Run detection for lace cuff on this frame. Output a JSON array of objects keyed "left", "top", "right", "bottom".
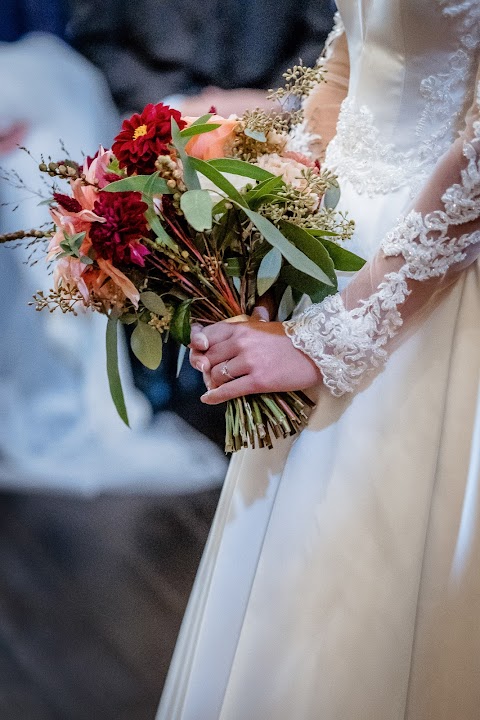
[{"left": 284, "top": 105, "right": 480, "bottom": 396}]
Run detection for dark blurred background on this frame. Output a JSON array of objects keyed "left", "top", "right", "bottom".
[{"left": 0, "top": 2, "right": 335, "bottom": 718}]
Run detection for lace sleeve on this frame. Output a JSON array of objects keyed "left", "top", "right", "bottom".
[
  {"left": 289, "top": 12, "right": 350, "bottom": 157},
  {"left": 284, "top": 69, "right": 480, "bottom": 397}
]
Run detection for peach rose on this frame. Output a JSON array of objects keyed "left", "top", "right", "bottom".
[{"left": 184, "top": 115, "right": 238, "bottom": 160}]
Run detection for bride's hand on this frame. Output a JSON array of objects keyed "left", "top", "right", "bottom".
[{"left": 189, "top": 319, "right": 322, "bottom": 405}]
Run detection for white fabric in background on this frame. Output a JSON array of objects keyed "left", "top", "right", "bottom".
[{"left": 0, "top": 33, "right": 226, "bottom": 494}]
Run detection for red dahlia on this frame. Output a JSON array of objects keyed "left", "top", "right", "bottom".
[
  {"left": 90, "top": 191, "right": 150, "bottom": 266},
  {"left": 111, "top": 102, "right": 186, "bottom": 175}
]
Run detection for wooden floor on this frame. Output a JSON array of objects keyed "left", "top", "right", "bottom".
[{"left": 0, "top": 487, "right": 220, "bottom": 720}]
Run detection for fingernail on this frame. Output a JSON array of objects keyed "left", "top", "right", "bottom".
[
  {"left": 200, "top": 337, "right": 208, "bottom": 350},
  {"left": 196, "top": 361, "right": 205, "bottom": 372},
  {"left": 200, "top": 391, "right": 210, "bottom": 402}
]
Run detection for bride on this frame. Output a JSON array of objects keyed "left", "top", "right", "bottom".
[{"left": 158, "top": 2, "right": 480, "bottom": 718}]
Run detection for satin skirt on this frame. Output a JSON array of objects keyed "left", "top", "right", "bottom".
[{"left": 157, "top": 180, "right": 480, "bottom": 719}]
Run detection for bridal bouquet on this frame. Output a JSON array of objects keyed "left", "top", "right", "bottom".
[{"left": 0, "top": 64, "right": 362, "bottom": 451}]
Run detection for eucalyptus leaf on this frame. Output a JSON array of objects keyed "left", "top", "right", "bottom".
[
  {"left": 169, "top": 299, "right": 193, "bottom": 345},
  {"left": 80, "top": 255, "right": 93, "bottom": 265},
  {"left": 319, "top": 237, "right": 366, "bottom": 271},
  {"left": 171, "top": 118, "right": 201, "bottom": 190},
  {"left": 119, "top": 313, "right": 138, "bottom": 325},
  {"left": 130, "top": 322, "right": 163, "bottom": 370},
  {"left": 180, "top": 189, "right": 213, "bottom": 232},
  {"left": 278, "top": 220, "right": 337, "bottom": 285},
  {"left": 140, "top": 291, "right": 168, "bottom": 316},
  {"left": 190, "top": 158, "right": 247, "bottom": 207},
  {"left": 207, "top": 158, "right": 274, "bottom": 181},
  {"left": 189, "top": 113, "right": 213, "bottom": 126},
  {"left": 245, "top": 175, "right": 285, "bottom": 206},
  {"left": 144, "top": 207, "right": 176, "bottom": 248},
  {"left": 179, "top": 123, "right": 221, "bottom": 138},
  {"left": 277, "top": 285, "right": 296, "bottom": 322},
  {"left": 280, "top": 265, "right": 336, "bottom": 303},
  {"left": 106, "top": 317, "right": 129, "bottom": 426},
  {"left": 257, "top": 246, "right": 282, "bottom": 296},
  {"left": 242, "top": 208, "right": 334, "bottom": 287},
  {"left": 323, "top": 183, "right": 341, "bottom": 209},
  {"left": 103, "top": 173, "right": 172, "bottom": 195},
  {"left": 244, "top": 128, "right": 267, "bottom": 143}
]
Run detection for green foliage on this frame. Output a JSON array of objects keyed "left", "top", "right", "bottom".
[
  {"left": 103, "top": 172, "right": 172, "bottom": 195},
  {"left": 278, "top": 220, "right": 336, "bottom": 285},
  {"left": 169, "top": 299, "right": 193, "bottom": 345},
  {"left": 190, "top": 157, "right": 248, "bottom": 207},
  {"left": 318, "top": 237, "right": 366, "bottom": 271},
  {"left": 207, "top": 158, "right": 274, "bottom": 181},
  {"left": 171, "top": 119, "right": 201, "bottom": 190},
  {"left": 179, "top": 123, "right": 221, "bottom": 138},
  {"left": 130, "top": 321, "right": 163, "bottom": 369},
  {"left": 180, "top": 189, "right": 213, "bottom": 232},
  {"left": 140, "top": 291, "right": 168, "bottom": 315},
  {"left": 257, "top": 246, "right": 282, "bottom": 296},
  {"left": 241, "top": 208, "right": 334, "bottom": 286},
  {"left": 106, "top": 317, "right": 129, "bottom": 426}
]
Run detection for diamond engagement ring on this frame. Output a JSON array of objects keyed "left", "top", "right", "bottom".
[{"left": 221, "top": 362, "right": 235, "bottom": 381}]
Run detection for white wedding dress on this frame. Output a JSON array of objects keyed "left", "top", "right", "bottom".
[{"left": 157, "top": 2, "right": 480, "bottom": 718}]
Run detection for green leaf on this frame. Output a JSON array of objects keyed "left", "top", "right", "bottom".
[
  {"left": 169, "top": 299, "right": 193, "bottom": 345},
  {"left": 241, "top": 208, "right": 334, "bottom": 286},
  {"left": 319, "top": 237, "right": 366, "bottom": 271},
  {"left": 280, "top": 265, "right": 336, "bottom": 303},
  {"left": 257, "top": 246, "right": 282, "bottom": 296},
  {"left": 277, "top": 285, "right": 296, "bottom": 321},
  {"left": 176, "top": 344, "right": 188, "bottom": 378},
  {"left": 106, "top": 317, "right": 129, "bottom": 426},
  {"left": 80, "top": 255, "right": 93, "bottom": 265},
  {"left": 171, "top": 118, "right": 201, "bottom": 190},
  {"left": 144, "top": 207, "right": 176, "bottom": 248},
  {"left": 189, "top": 113, "right": 214, "bottom": 126},
  {"left": 278, "top": 220, "right": 336, "bottom": 285},
  {"left": 323, "top": 183, "right": 341, "bottom": 209},
  {"left": 119, "top": 313, "right": 138, "bottom": 325},
  {"left": 140, "top": 291, "right": 168, "bottom": 315},
  {"left": 244, "top": 128, "right": 267, "bottom": 143},
  {"left": 180, "top": 189, "right": 213, "bottom": 232},
  {"left": 189, "top": 157, "right": 248, "bottom": 207},
  {"left": 179, "top": 123, "right": 221, "bottom": 138},
  {"left": 103, "top": 173, "right": 172, "bottom": 195},
  {"left": 207, "top": 158, "right": 274, "bottom": 181},
  {"left": 244, "top": 175, "right": 285, "bottom": 206},
  {"left": 130, "top": 321, "right": 163, "bottom": 370}
]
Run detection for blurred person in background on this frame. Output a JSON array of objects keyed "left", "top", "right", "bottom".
[
  {"left": 0, "top": 2, "right": 226, "bottom": 494},
  {"left": 68, "top": 0, "right": 337, "bottom": 446},
  {"left": 0, "top": 4, "right": 226, "bottom": 719}
]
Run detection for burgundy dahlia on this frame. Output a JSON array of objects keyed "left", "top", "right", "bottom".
[
  {"left": 90, "top": 191, "right": 150, "bottom": 266},
  {"left": 112, "top": 102, "right": 186, "bottom": 175}
]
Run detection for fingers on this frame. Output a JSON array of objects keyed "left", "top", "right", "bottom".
[
  {"left": 201, "top": 375, "right": 254, "bottom": 404},
  {"left": 190, "top": 323, "right": 209, "bottom": 351},
  {"left": 190, "top": 347, "right": 211, "bottom": 373},
  {"left": 210, "top": 355, "right": 247, "bottom": 387}
]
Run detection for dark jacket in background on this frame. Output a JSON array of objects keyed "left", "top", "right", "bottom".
[{"left": 68, "top": 0, "right": 336, "bottom": 113}]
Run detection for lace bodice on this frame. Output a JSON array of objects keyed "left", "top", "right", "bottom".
[
  {"left": 326, "top": 0, "right": 480, "bottom": 198},
  {"left": 285, "top": 1, "right": 480, "bottom": 397}
]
